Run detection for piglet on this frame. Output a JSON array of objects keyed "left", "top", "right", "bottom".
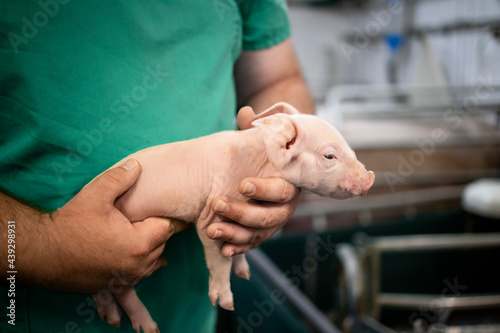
[{"left": 92, "top": 102, "right": 375, "bottom": 332}]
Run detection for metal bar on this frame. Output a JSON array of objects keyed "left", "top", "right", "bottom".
[
  {"left": 323, "top": 84, "right": 500, "bottom": 131},
  {"left": 443, "top": 325, "right": 500, "bottom": 333},
  {"left": 349, "top": 137, "right": 500, "bottom": 149},
  {"left": 409, "top": 19, "right": 500, "bottom": 35},
  {"left": 371, "top": 233, "right": 500, "bottom": 252},
  {"left": 340, "top": 103, "right": 500, "bottom": 116},
  {"left": 293, "top": 185, "right": 464, "bottom": 218},
  {"left": 344, "top": 130, "right": 500, "bottom": 151},
  {"left": 359, "top": 316, "right": 398, "bottom": 333},
  {"left": 372, "top": 249, "right": 381, "bottom": 319},
  {"left": 326, "top": 85, "right": 500, "bottom": 105},
  {"left": 245, "top": 249, "right": 342, "bottom": 333},
  {"left": 325, "top": 85, "right": 500, "bottom": 122},
  {"left": 377, "top": 293, "right": 500, "bottom": 310},
  {"left": 337, "top": 244, "right": 362, "bottom": 316},
  {"left": 342, "top": 18, "right": 500, "bottom": 42}
]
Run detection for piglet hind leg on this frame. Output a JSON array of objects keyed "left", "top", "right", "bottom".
[
  {"left": 114, "top": 286, "right": 159, "bottom": 333},
  {"left": 196, "top": 222, "right": 235, "bottom": 310},
  {"left": 232, "top": 254, "right": 251, "bottom": 280}
]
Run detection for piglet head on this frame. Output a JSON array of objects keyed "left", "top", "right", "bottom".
[{"left": 252, "top": 103, "right": 375, "bottom": 199}]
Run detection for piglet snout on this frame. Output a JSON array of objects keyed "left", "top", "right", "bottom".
[
  {"left": 338, "top": 168, "right": 375, "bottom": 198},
  {"left": 360, "top": 170, "right": 375, "bottom": 196}
]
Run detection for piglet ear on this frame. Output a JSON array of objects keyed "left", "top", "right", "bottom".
[
  {"left": 253, "top": 102, "right": 300, "bottom": 122},
  {"left": 252, "top": 113, "right": 298, "bottom": 168}
]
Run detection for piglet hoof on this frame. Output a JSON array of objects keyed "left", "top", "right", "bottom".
[
  {"left": 233, "top": 262, "right": 251, "bottom": 281},
  {"left": 232, "top": 254, "right": 251, "bottom": 280},
  {"left": 234, "top": 267, "right": 251, "bottom": 280},
  {"left": 93, "top": 293, "right": 122, "bottom": 328},
  {"left": 131, "top": 320, "right": 159, "bottom": 333},
  {"left": 209, "top": 289, "right": 234, "bottom": 311}
]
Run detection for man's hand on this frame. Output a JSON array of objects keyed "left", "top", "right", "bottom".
[
  {"left": 206, "top": 106, "right": 301, "bottom": 257},
  {"left": 7, "top": 159, "right": 188, "bottom": 294},
  {"left": 208, "top": 178, "right": 300, "bottom": 257},
  {"left": 207, "top": 37, "right": 313, "bottom": 258}
]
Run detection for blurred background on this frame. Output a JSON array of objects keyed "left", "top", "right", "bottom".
[{"left": 218, "top": 0, "right": 500, "bottom": 332}]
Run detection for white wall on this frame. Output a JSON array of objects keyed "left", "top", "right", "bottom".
[{"left": 288, "top": 0, "right": 500, "bottom": 101}]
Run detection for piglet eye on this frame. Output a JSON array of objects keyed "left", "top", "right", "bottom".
[{"left": 324, "top": 153, "right": 335, "bottom": 160}]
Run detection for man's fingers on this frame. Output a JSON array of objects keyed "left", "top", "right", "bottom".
[
  {"left": 236, "top": 103, "right": 300, "bottom": 131},
  {"left": 130, "top": 217, "right": 190, "bottom": 284},
  {"left": 142, "top": 257, "right": 167, "bottom": 280},
  {"left": 85, "top": 159, "right": 142, "bottom": 207},
  {"left": 239, "top": 177, "right": 300, "bottom": 203},
  {"left": 207, "top": 222, "right": 275, "bottom": 245},
  {"left": 237, "top": 106, "right": 256, "bottom": 130},
  {"left": 170, "top": 218, "right": 191, "bottom": 234},
  {"left": 134, "top": 217, "right": 173, "bottom": 250},
  {"left": 129, "top": 257, "right": 167, "bottom": 286},
  {"left": 149, "top": 242, "right": 167, "bottom": 262},
  {"left": 211, "top": 196, "right": 294, "bottom": 229}
]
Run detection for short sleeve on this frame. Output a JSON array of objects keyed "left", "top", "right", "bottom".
[{"left": 238, "top": 0, "right": 291, "bottom": 51}]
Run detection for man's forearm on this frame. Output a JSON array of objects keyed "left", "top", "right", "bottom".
[
  {"left": 0, "top": 192, "right": 52, "bottom": 285},
  {"left": 244, "top": 73, "right": 315, "bottom": 115},
  {"left": 1, "top": 161, "right": 191, "bottom": 294},
  {"left": 234, "top": 38, "right": 315, "bottom": 116}
]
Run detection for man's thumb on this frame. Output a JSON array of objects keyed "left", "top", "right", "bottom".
[
  {"left": 237, "top": 106, "right": 256, "bottom": 130},
  {"left": 135, "top": 217, "right": 191, "bottom": 250},
  {"left": 88, "top": 159, "right": 142, "bottom": 203}
]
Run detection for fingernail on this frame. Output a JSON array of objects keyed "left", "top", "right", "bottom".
[
  {"left": 121, "top": 159, "right": 137, "bottom": 171},
  {"left": 213, "top": 229, "right": 223, "bottom": 239},
  {"left": 214, "top": 200, "right": 229, "bottom": 213},
  {"left": 228, "top": 250, "right": 234, "bottom": 257},
  {"left": 242, "top": 182, "right": 256, "bottom": 195}
]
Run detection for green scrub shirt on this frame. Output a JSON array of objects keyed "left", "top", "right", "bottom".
[{"left": 0, "top": 1, "right": 290, "bottom": 332}]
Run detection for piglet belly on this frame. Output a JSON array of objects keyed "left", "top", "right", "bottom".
[{"left": 115, "top": 171, "right": 204, "bottom": 223}]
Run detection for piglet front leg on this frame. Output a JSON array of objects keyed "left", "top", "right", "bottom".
[
  {"left": 196, "top": 222, "right": 234, "bottom": 310},
  {"left": 232, "top": 254, "right": 251, "bottom": 280}
]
